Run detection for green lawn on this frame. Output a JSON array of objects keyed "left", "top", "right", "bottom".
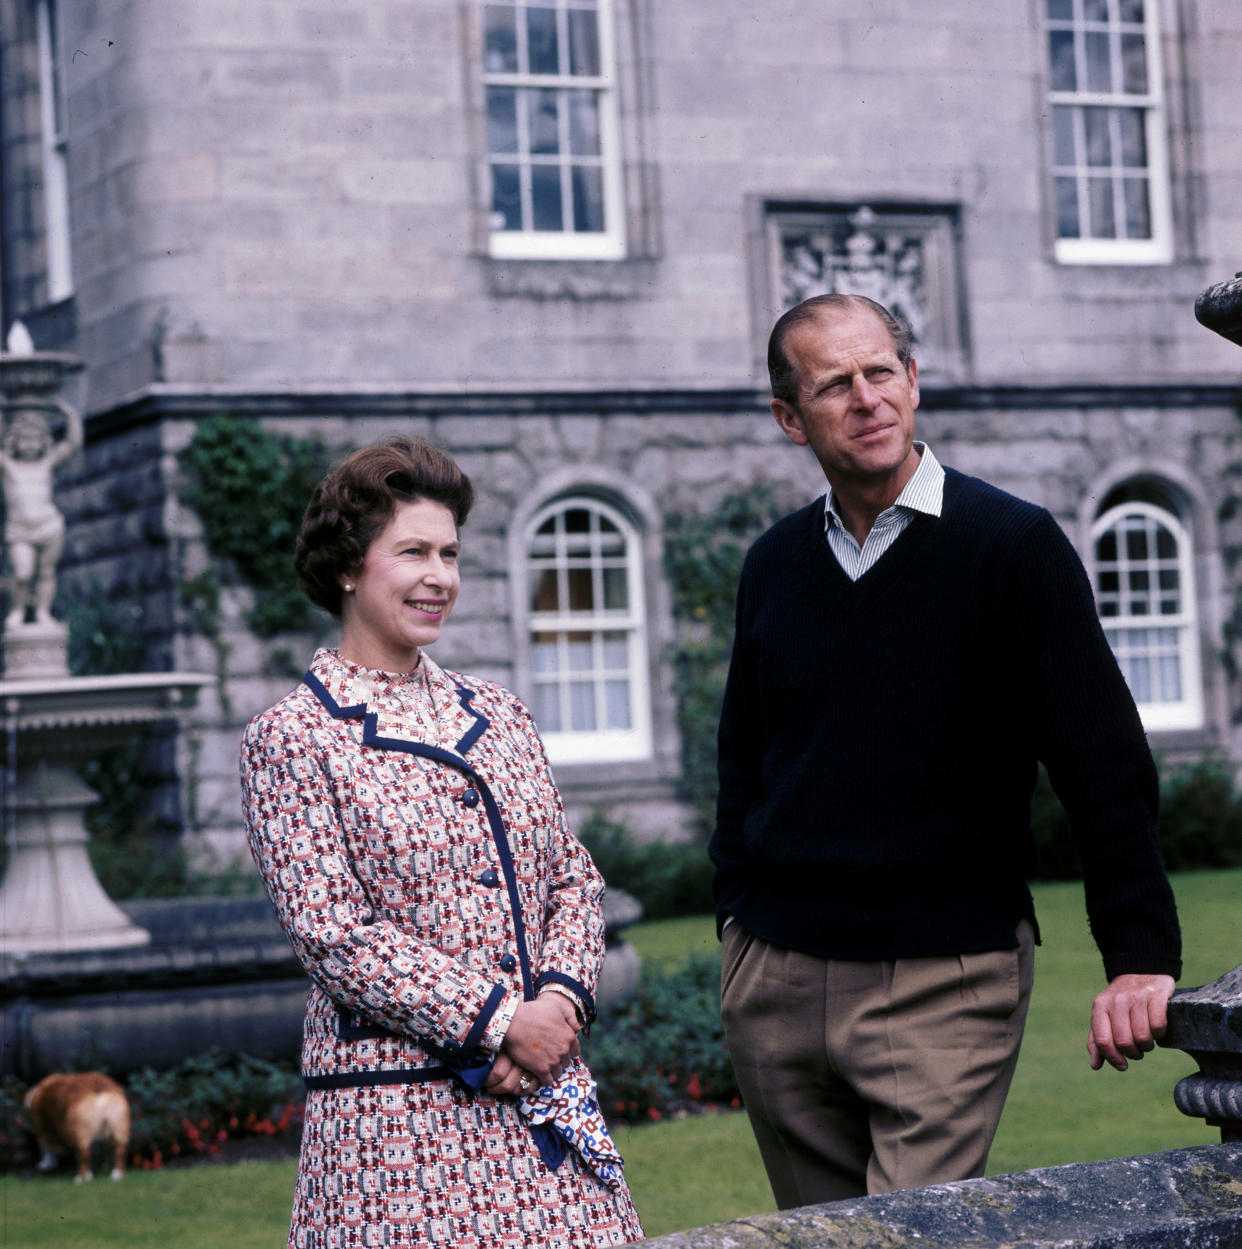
[{"left": 3, "top": 869, "right": 1237, "bottom": 1243}]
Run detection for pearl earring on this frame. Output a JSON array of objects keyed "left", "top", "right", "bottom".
[{"left": 343, "top": 583, "right": 354, "bottom": 592}]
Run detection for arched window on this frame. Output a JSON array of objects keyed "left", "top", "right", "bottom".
[
  {"left": 1091, "top": 496, "right": 1202, "bottom": 730},
  {"left": 524, "top": 496, "right": 651, "bottom": 762}
]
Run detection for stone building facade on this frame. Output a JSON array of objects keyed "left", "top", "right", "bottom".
[{"left": 2, "top": 0, "right": 1240, "bottom": 864}]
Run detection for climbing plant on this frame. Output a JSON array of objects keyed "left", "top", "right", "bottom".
[
  {"left": 178, "top": 413, "right": 330, "bottom": 638},
  {"left": 662, "top": 483, "right": 794, "bottom": 835}
]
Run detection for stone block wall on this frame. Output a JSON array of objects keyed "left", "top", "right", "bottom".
[{"left": 24, "top": 0, "right": 1239, "bottom": 420}]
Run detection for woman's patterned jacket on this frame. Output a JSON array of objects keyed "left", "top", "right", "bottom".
[{"left": 240, "top": 648, "right": 605, "bottom": 1090}]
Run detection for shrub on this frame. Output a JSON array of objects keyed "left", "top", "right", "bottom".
[
  {"left": 584, "top": 953, "right": 738, "bottom": 1123},
  {"left": 2, "top": 1053, "right": 304, "bottom": 1174},
  {"left": 1030, "top": 758, "right": 1242, "bottom": 881},
  {"left": 1157, "top": 759, "right": 1242, "bottom": 871},
  {"left": 124, "top": 1051, "right": 303, "bottom": 1170},
  {"left": 579, "top": 813, "right": 714, "bottom": 921}
]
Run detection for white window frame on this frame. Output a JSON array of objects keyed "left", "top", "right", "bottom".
[
  {"left": 36, "top": 0, "right": 73, "bottom": 301},
  {"left": 1044, "top": 0, "right": 1172, "bottom": 265},
  {"left": 524, "top": 495, "right": 652, "bottom": 763},
  {"left": 1092, "top": 500, "right": 1202, "bottom": 730},
  {"left": 481, "top": 0, "right": 626, "bottom": 260}
]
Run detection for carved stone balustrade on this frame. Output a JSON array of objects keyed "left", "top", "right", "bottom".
[
  {"left": 1162, "top": 964, "right": 1242, "bottom": 1143},
  {"left": 1195, "top": 271, "right": 1242, "bottom": 348}
]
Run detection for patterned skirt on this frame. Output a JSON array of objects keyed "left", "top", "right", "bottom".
[{"left": 289, "top": 1080, "right": 644, "bottom": 1247}]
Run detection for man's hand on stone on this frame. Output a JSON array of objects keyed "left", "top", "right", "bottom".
[{"left": 1088, "top": 973, "right": 1176, "bottom": 1071}]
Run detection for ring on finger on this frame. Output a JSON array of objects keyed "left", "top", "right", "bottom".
[{"left": 518, "top": 1074, "right": 532, "bottom": 1092}]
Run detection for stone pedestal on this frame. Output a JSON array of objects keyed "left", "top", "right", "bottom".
[
  {"left": 0, "top": 760, "right": 149, "bottom": 953},
  {"left": 1, "top": 622, "right": 70, "bottom": 680},
  {"left": 1162, "top": 964, "right": 1242, "bottom": 1143},
  {"left": 0, "top": 671, "right": 212, "bottom": 955}
]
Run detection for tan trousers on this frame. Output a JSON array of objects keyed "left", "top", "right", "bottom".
[{"left": 720, "top": 920, "right": 1034, "bottom": 1207}]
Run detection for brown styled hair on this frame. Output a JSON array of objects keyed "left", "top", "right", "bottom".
[
  {"left": 767, "top": 294, "right": 914, "bottom": 405},
  {"left": 294, "top": 436, "right": 475, "bottom": 617}
]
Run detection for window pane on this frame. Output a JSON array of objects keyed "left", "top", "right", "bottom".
[
  {"left": 565, "top": 508, "right": 590, "bottom": 533},
  {"left": 569, "top": 681, "right": 595, "bottom": 730},
  {"left": 484, "top": 6, "right": 519, "bottom": 73},
  {"left": 1087, "top": 177, "right": 1116, "bottom": 238},
  {"left": 1055, "top": 176, "right": 1081, "bottom": 237},
  {"left": 602, "top": 631, "right": 628, "bottom": 668},
  {"left": 1156, "top": 654, "right": 1181, "bottom": 701},
  {"left": 1118, "top": 108, "right": 1146, "bottom": 166},
  {"left": 567, "top": 567, "right": 594, "bottom": 611},
  {"left": 567, "top": 629, "right": 594, "bottom": 669},
  {"left": 1084, "top": 108, "right": 1112, "bottom": 165},
  {"left": 1120, "top": 34, "right": 1148, "bottom": 93},
  {"left": 1085, "top": 31, "right": 1111, "bottom": 92},
  {"left": 1052, "top": 105, "right": 1077, "bottom": 165},
  {"left": 567, "top": 91, "right": 601, "bottom": 155},
  {"left": 527, "top": 5, "right": 560, "bottom": 74},
  {"left": 1119, "top": 0, "right": 1145, "bottom": 23},
  {"left": 1049, "top": 30, "right": 1077, "bottom": 91},
  {"left": 1097, "top": 529, "right": 1117, "bottom": 561},
  {"left": 490, "top": 163, "right": 522, "bottom": 230},
  {"left": 1125, "top": 527, "right": 1149, "bottom": 560},
  {"left": 1123, "top": 176, "right": 1151, "bottom": 238},
  {"left": 1155, "top": 527, "right": 1176, "bottom": 559},
  {"left": 604, "top": 680, "right": 631, "bottom": 729},
  {"left": 602, "top": 565, "right": 628, "bottom": 610},
  {"left": 487, "top": 87, "right": 519, "bottom": 154},
  {"left": 1046, "top": 0, "right": 1073, "bottom": 19},
  {"left": 531, "top": 164, "right": 564, "bottom": 230},
  {"left": 1125, "top": 654, "right": 1152, "bottom": 702},
  {"left": 534, "top": 683, "right": 562, "bottom": 731},
  {"left": 530, "top": 568, "right": 560, "bottom": 612},
  {"left": 528, "top": 89, "right": 561, "bottom": 154},
  {"left": 532, "top": 636, "right": 559, "bottom": 674},
  {"left": 567, "top": 8, "right": 600, "bottom": 76},
  {"left": 1127, "top": 569, "right": 1150, "bottom": 592},
  {"left": 1158, "top": 567, "right": 1180, "bottom": 592},
  {"left": 1083, "top": 0, "right": 1109, "bottom": 21},
  {"left": 572, "top": 165, "right": 605, "bottom": 232}
]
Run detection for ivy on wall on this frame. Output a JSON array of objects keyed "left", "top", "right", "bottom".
[
  {"left": 178, "top": 413, "right": 330, "bottom": 638},
  {"left": 661, "top": 483, "right": 794, "bottom": 835}
]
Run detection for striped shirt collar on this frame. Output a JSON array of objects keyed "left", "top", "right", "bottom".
[
  {"left": 822, "top": 443, "right": 945, "bottom": 580},
  {"left": 824, "top": 441, "right": 945, "bottom": 533}
]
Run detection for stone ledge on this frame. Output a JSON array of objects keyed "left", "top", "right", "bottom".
[{"left": 643, "top": 1143, "right": 1242, "bottom": 1248}]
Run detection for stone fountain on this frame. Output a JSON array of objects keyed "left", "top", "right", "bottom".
[{"left": 0, "top": 323, "right": 212, "bottom": 955}]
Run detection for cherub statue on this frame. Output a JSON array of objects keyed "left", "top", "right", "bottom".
[{"left": 1, "top": 399, "right": 82, "bottom": 630}]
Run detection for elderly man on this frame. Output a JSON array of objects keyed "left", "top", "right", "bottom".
[{"left": 710, "top": 293, "right": 1181, "bottom": 1206}]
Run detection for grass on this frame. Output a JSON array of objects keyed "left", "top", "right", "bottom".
[
  {"left": 0, "top": 1161, "right": 296, "bottom": 1249},
  {"left": 3, "top": 869, "right": 1238, "bottom": 1243}
]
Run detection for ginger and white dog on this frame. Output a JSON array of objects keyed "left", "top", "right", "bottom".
[{"left": 25, "top": 1072, "right": 131, "bottom": 1182}]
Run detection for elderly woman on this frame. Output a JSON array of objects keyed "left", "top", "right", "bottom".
[{"left": 241, "top": 437, "right": 643, "bottom": 1248}]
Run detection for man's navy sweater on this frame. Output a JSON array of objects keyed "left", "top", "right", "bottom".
[{"left": 709, "top": 468, "right": 1181, "bottom": 980}]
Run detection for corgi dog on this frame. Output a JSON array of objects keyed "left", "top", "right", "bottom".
[{"left": 24, "top": 1072, "right": 130, "bottom": 1182}]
